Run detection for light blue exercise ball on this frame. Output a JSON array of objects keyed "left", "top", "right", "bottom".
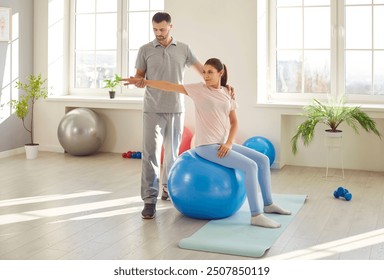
[
  {"left": 168, "top": 149, "right": 246, "bottom": 220},
  {"left": 243, "top": 136, "right": 275, "bottom": 166},
  {"left": 57, "top": 108, "right": 106, "bottom": 156}
]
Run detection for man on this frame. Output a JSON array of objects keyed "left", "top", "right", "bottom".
[{"left": 134, "top": 12, "right": 203, "bottom": 219}]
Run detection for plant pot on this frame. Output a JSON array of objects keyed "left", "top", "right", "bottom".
[
  {"left": 109, "top": 91, "right": 115, "bottom": 99},
  {"left": 324, "top": 130, "right": 343, "bottom": 147},
  {"left": 25, "top": 144, "right": 39, "bottom": 159},
  {"left": 324, "top": 130, "right": 344, "bottom": 180},
  {"left": 325, "top": 129, "right": 343, "bottom": 137}
]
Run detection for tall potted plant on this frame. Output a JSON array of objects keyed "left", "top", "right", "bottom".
[
  {"left": 104, "top": 74, "right": 122, "bottom": 99},
  {"left": 10, "top": 74, "right": 48, "bottom": 159},
  {"left": 291, "top": 98, "right": 381, "bottom": 155}
]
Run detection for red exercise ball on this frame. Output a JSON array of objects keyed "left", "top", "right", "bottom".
[
  {"left": 161, "top": 127, "right": 193, "bottom": 163},
  {"left": 178, "top": 127, "right": 193, "bottom": 154}
]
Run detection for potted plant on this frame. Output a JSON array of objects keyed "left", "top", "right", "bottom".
[
  {"left": 291, "top": 97, "right": 382, "bottom": 155},
  {"left": 10, "top": 74, "right": 48, "bottom": 159},
  {"left": 104, "top": 74, "right": 122, "bottom": 99}
]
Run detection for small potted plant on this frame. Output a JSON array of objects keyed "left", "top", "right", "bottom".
[
  {"left": 104, "top": 74, "right": 122, "bottom": 99},
  {"left": 10, "top": 74, "right": 48, "bottom": 159},
  {"left": 291, "top": 97, "right": 382, "bottom": 154}
]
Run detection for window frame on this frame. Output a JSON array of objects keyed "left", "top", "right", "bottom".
[
  {"left": 68, "top": 0, "right": 162, "bottom": 97},
  {"left": 257, "top": 0, "right": 384, "bottom": 105}
]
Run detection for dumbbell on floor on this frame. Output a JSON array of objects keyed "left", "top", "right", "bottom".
[{"left": 333, "top": 186, "right": 352, "bottom": 201}]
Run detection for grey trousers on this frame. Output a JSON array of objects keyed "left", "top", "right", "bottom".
[{"left": 141, "top": 112, "right": 184, "bottom": 204}]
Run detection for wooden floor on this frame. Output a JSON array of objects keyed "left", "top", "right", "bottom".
[{"left": 0, "top": 151, "right": 384, "bottom": 260}]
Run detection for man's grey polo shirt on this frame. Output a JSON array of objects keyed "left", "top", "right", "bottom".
[{"left": 135, "top": 38, "right": 199, "bottom": 113}]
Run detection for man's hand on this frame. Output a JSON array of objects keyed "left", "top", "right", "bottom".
[
  {"left": 226, "top": 85, "right": 235, "bottom": 100},
  {"left": 134, "top": 77, "right": 145, "bottom": 88},
  {"left": 122, "top": 77, "right": 144, "bottom": 87}
]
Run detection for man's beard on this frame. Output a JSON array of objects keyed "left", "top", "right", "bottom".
[{"left": 156, "top": 31, "right": 170, "bottom": 42}]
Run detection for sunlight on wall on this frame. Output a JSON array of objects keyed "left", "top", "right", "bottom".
[
  {"left": 48, "top": 0, "right": 65, "bottom": 96},
  {"left": 0, "top": 83, "right": 10, "bottom": 123},
  {"left": 0, "top": 12, "right": 19, "bottom": 124}
]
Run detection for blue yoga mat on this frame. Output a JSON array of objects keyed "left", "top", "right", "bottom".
[{"left": 179, "top": 194, "right": 307, "bottom": 258}]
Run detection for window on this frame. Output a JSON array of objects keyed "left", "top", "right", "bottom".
[
  {"left": 70, "top": 0, "right": 164, "bottom": 95},
  {"left": 257, "top": 0, "right": 384, "bottom": 104},
  {"left": 345, "top": 0, "right": 384, "bottom": 96}
]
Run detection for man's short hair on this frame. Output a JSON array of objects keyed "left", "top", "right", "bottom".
[{"left": 152, "top": 12, "right": 171, "bottom": 24}]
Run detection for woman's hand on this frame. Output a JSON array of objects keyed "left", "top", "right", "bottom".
[{"left": 217, "top": 143, "right": 232, "bottom": 158}]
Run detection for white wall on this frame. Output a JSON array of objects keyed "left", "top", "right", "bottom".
[
  {"left": 167, "top": 0, "right": 284, "bottom": 163},
  {"left": 33, "top": 0, "right": 384, "bottom": 171},
  {"left": 0, "top": 0, "right": 34, "bottom": 152}
]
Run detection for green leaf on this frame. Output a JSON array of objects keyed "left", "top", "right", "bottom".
[
  {"left": 104, "top": 74, "right": 122, "bottom": 91},
  {"left": 291, "top": 97, "right": 382, "bottom": 155},
  {"left": 11, "top": 74, "right": 48, "bottom": 144}
]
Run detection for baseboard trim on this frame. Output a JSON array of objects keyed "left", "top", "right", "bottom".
[
  {"left": 0, "top": 147, "right": 25, "bottom": 159},
  {"left": 271, "top": 160, "right": 282, "bottom": 170},
  {"left": 2, "top": 147, "right": 280, "bottom": 169},
  {"left": 0, "top": 145, "right": 64, "bottom": 159},
  {"left": 39, "top": 145, "right": 64, "bottom": 153}
]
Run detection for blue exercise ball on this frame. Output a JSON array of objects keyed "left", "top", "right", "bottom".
[
  {"left": 168, "top": 149, "right": 246, "bottom": 220},
  {"left": 57, "top": 108, "right": 106, "bottom": 156},
  {"left": 243, "top": 136, "right": 275, "bottom": 166}
]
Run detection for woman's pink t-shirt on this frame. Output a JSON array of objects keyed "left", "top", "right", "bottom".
[{"left": 183, "top": 82, "right": 238, "bottom": 147}]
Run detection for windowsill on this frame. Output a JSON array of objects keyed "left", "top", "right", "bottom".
[
  {"left": 46, "top": 95, "right": 143, "bottom": 110},
  {"left": 45, "top": 95, "right": 384, "bottom": 116},
  {"left": 256, "top": 99, "right": 384, "bottom": 110},
  {"left": 255, "top": 101, "right": 306, "bottom": 109},
  {"left": 255, "top": 100, "right": 384, "bottom": 118}
]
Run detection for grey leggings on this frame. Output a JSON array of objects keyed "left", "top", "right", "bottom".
[{"left": 195, "top": 143, "right": 273, "bottom": 215}]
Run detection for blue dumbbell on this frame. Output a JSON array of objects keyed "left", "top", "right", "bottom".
[{"left": 333, "top": 186, "right": 352, "bottom": 201}]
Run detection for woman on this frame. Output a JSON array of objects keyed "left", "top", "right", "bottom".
[{"left": 123, "top": 58, "right": 291, "bottom": 228}]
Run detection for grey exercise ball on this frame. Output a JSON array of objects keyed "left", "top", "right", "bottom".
[{"left": 57, "top": 108, "right": 106, "bottom": 156}]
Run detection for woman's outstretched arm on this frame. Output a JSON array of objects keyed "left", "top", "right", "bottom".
[{"left": 122, "top": 77, "right": 187, "bottom": 95}]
